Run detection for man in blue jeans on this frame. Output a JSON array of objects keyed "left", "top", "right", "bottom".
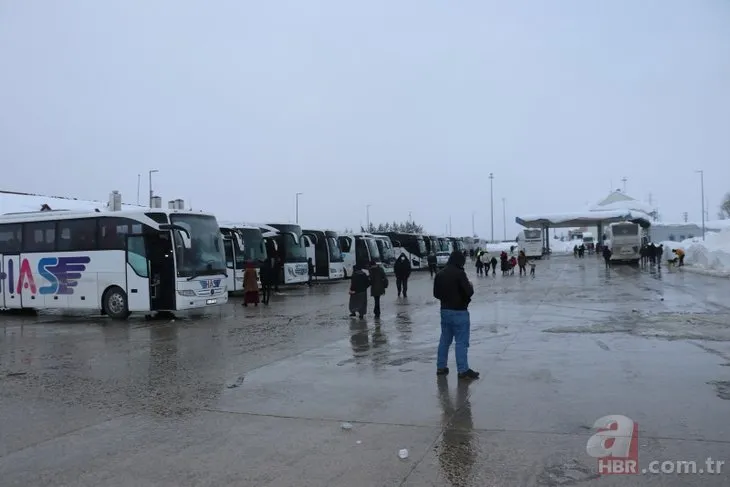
[{"left": 433, "top": 251, "right": 480, "bottom": 380}]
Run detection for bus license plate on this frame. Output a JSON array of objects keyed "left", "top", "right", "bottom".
[{"left": 206, "top": 298, "right": 217, "bottom": 305}]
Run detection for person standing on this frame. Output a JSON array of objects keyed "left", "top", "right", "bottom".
[
  {"left": 602, "top": 245, "right": 612, "bottom": 269},
  {"left": 393, "top": 253, "right": 411, "bottom": 298},
  {"left": 242, "top": 261, "right": 260, "bottom": 306},
  {"left": 349, "top": 264, "right": 370, "bottom": 318},
  {"left": 433, "top": 251, "right": 479, "bottom": 380},
  {"left": 427, "top": 251, "right": 438, "bottom": 277},
  {"left": 259, "top": 258, "right": 273, "bottom": 305},
  {"left": 517, "top": 250, "right": 527, "bottom": 276},
  {"left": 656, "top": 244, "right": 664, "bottom": 267},
  {"left": 368, "top": 260, "right": 388, "bottom": 318},
  {"left": 490, "top": 255, "right": 498, "bottom": 275}
]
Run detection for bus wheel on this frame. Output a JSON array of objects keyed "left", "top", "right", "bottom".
[{"left": 103, "top": 286, "right": 130, "bottom": 320}]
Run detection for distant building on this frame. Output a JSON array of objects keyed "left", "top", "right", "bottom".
[{"left": 649, "top": 220, "right": 730, "bottom": 243}]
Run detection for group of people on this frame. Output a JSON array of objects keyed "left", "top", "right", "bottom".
[
  {"left": 242, "top": 258, "right": 277, "bottom": 306},
  {"left": 640, "top": 243, "right": 665, "bottom": 266},
  {"left": 474, "top": 249, "right": 535, "bottom": 277}
]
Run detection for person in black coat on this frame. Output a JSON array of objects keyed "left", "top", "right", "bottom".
[
  {"left": 368, "top": 260, "right": 389, "bottom": 318},
  {"left": 259, "top": 258, "right": 274, "bottom": 305},
  {"left": 349, "top": 265, "right": 370, "bottom": 318},
  {"left": 393, "top": 253, "right": 411, "bottom": 298}
]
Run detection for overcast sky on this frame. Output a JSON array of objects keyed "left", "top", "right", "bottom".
[{"left": 1, "top": 0, "right": 728, "bottom": 237}]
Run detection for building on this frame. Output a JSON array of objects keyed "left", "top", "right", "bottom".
[{"left": 648, "top": 220, "right": 730, "bottom": 243}]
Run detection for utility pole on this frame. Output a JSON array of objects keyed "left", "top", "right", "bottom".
[
  {"left": 137, "top": 174, "right": 141, "bottom": 205},
  {"left": 683, "top": 212, "right": 688, "bottom": 223},
  {"left": 621, "top": 177, "right": 627, "bottom": 193},
  {"left": 449, "top": 216, "right": 452, "bottom": 236},
  {"left": 696, "top": 170, "right": 705, "bottom": 240},
  {"left": 502, "top": 197, "right": 507, "bottom": 240},
  {"left": 366, "top": 204, "right": 371, "bottom": 231},
  {"left": 489, "top": 173, "right": 494, "bottom": 242},
  {"left": 409, "top": 211, "right": 412, "bottom": 222},
  {"left": 148, "top": 169, "right": 159, "bottom": 207},
  {"left": 295, "top": 192, "right": 303, "bottom": 224}
]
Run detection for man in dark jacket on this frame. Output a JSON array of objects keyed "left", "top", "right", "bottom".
[
  {"left": 433, "top": 251, "right": 479, "bottom": 380},
  {"left": 427, "top": 252, "right": 438, "bottom": 277},
  {"left": 393, "top": 253, "right": 411, "bottom": 298},
  {"left": 259, "top": 258, "right": 274, "bottom": 305},
  {"left": 368, "top": 260, "right": 388, "bottom": 318},
  {"left": 602, "top": 245, "right": 612, "bottom": 269}
]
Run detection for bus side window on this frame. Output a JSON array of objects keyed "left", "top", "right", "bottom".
[
  {"left": 0, "top": 223, "right": 22, "bottom": 253},
  {"left": 355, "top": 239, "right": 368, "bottom": 266},
  {"left": 57, "top": 219, "right": 98, "bottom": 252},
  {"left": 23, "top": 221, "right": 55, "bottom": 252},
  {"left": 126, "top": 235, "right": 149, "bottom": 278}
]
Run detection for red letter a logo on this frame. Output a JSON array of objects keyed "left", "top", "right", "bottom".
[{"left": 17, "top": 258, "right": 37, "bottom": 294}]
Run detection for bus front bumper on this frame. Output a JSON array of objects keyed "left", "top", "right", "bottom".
[{"left": 177, "top": 289, "right": 229, "bottom": 309}]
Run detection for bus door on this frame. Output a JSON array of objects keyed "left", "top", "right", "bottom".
[
  {"left": 1, "top": 254, "right": 21, "bottom": 309},
  {"left": 355, "top": 238, "right": 369, "bottom": 269},
  {"left": 144, "top": 232, "right": 176, "bottom": 311},
  {"left": 125, "top": 234, "right": 152, "bottom": 312},
  {"left": 223, "top": 237, "right": 238, "bottom": 292}
]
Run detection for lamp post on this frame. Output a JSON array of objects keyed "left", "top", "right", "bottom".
[
  {"left": 148, "top": 169, "right": 159, "bottom": 207},
  {"left": 502, "top": 197, "right": 506, "bottom": 240},
  {"left": 366, "top": 204, "right": 371, "bottom": 230},
  {"left": 696, "top": 170, "right": 705, "bottom": 240},
  {"left": 471, "top": 211, "right": 475, "bottom": 237},
  {"left": 295, "top": 192, "right": 303, "bottom": 224},
  {"left": 489, "top": 173, "right": 494, "bottom": 242}
]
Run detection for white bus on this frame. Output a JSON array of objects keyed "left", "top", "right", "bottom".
[
  {"left": 219, "top": 222, "right": 267, "bottom": 292},
  {"left": 383, "top": 232, "right": 428, "bottom": 269},
  {"left": 338, "top": 233, "right": 381, "bottom": 277},
  {"left": 372, "top": 234, "right": 395, "bottom": 274},
  {"left": 302, "top": 229, "right": 345, "bottom": 281},
  {"left": 0, "top": 208, "right": 228, "bottom": 319},
  {"left": 516, "top": 228, "right": 543, "bottom": 258},
  {"left": 254, "top": 223, "right": 309, "bottom": 285},
  {"left": 605, "top": 222, "right": 642, "bottom": 264}
]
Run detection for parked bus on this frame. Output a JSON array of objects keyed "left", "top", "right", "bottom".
[
  {"left": 219, "top": 222, "right": 267, "bottom": 292},
  {"left": 338, "top": 233, "right": 381, "bottom": 277},
  {"left": 449, "top": 237, "right": 466, "bottom": 254},
  {"left": 424, "top": 235, "right": 439, "bottom": 255},
  {"left": 437, "top": 237, "right": 452, "bottom": 253},
  {"left": 255, "top": 223, "right": 309, "bottom": 285},
  {"left": 383, "top": 232, "right": 427, "bottom": 269},
  {"left": 302, "top": 229, "right": 345, "bottom": 281},
  {"left": 605, "top": 222, "right": 642, "bottom": 264},
  {"left": 0, "top": 208, "right": 228, "bottom": 319},
  {"left": 516, "top": 228, "right": 543, "bottom": 258},
  {"left": 582, "top": 232, "right": 595, "bottom": 253},
  {"left": 372, "top": 234, "right": 395, "bottom": 274}
]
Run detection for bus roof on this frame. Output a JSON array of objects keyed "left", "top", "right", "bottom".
[
  {"left": 218, "top": 221, "right": 262, "bottom": 230},
  {"left": 0, "top": 208, "right": 214, "bottom": 224}
]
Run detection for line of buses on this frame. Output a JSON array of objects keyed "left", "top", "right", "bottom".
[{"left": 0, "top": 201, "right": 466, "bottom": 320}]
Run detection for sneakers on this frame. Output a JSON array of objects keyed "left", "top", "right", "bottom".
[
  {"left": 458, "top": 369, "right": 480, "bottom": 380},
  {"left": 436, "top": 367, "right": 449, "bottom": 376}
]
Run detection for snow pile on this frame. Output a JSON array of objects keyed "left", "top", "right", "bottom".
[
  {"left": 684, "top": 230, "right": 730, "bottom": 276},
  {"left": 0, "top": 191, "right": 144, "bottom": 214},
  {"left": 551, "top": 240, "right": 576, "bottom": 254},
  {"left": 660, "top": 229, "right": 730, "bottom": 277}
]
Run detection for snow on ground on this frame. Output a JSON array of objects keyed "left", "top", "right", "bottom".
[
  {"left": 0, "top": 191, "right": 144, "bottom": 214},
  {"left": 659, "top": 228, "right": 730, "bottom": 277},
  {"left": 482, "top": 239, "right": 575, "bottom": 255}
]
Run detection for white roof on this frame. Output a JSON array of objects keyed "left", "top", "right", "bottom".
[
  {"left": 516, "top": 209, "right": 653, "bottom": 228},
  {"left": 589, "top": 199, "right": 656, "bottom": 214},
  {"left": 0, "top": 190, "right": 144, "bottom": 215},
  {"left": 652, "top": 219, "right": 730, "bottom": 231}
]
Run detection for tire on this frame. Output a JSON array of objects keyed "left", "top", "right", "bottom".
[{"left": 103, "top": 286, "right": 130, "bottom": 320}]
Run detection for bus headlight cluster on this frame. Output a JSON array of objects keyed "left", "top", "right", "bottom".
[{"left": 178, "top": 289, "right": 196, "bottom": 297}]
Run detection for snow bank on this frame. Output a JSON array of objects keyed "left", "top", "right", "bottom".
[{"left": 660, "top": 229, "right": 730, "bottom": 277}]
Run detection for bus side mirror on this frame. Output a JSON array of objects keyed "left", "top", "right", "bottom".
[{"left": 160, "top": 224, "right": 192, "bottom": 249}]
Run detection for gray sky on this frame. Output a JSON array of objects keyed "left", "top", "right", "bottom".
[{"left": 1, "top": 0, "right": 728, "bottom": 237}]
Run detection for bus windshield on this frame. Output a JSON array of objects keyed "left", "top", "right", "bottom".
[
  {"left": 377, "top": 240, "right": 394, "bottom": 261},
  {"left": 524, "top": 229, "right": 541, "bottom": 240},
  {"left": 170, "top": 214, "right": 227, "bottom": 278},
  {"left": 282, "top": 233, "right": 307, "bottom": 262},
  {"left": 417, "top": 238, "right": 427, "bottom": 255},
  {"left": 612, "top": 225, "right": 639, "bottom": 236},
  {"left": 239, "top": 228, "right": 267, "bottom": 262},
  {"left": 326, "top": 236, "right": 343, "bottom": 262},
  {"left": 366, "top": 239, "right": 381, "bottom": 261}
]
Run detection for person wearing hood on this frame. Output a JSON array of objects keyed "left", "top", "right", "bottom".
[
  {"left": 433, "top": 251, "right": 479, "bottom": 380},
  {"left": 348, "top": 264, "right": 371, "bottom": 318},
  {"left": 242, "top": 261, "right": 260, "bottom": 307},
  {"left": 490, "top": 255, "right": 498, "bottom": 275},
  {"left": 368, "top": 260, "right": 388, "bottom": 318},
  {"left": 393, "top": 253, "right": 412, "bottom": 298}
]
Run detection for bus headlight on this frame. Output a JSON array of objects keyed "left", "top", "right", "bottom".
[{"left": 178, "top": 289, "right": 196, "bottom": 297}]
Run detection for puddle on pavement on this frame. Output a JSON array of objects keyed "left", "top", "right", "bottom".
[
  {"left": 543, "top": 312, "right": 730, "bottom": 342},
  {"left": 537, "top": 459, "right": 600, "bottom": 486}
]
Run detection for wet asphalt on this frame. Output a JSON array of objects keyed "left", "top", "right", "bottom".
[{"left": 1, "top": 255, "right": 730, "bottom": 486}]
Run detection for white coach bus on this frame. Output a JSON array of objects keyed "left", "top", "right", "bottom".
[
  {"left": 0, "top": 208, "right": 228, "bottom": 319},
  {"left": 516, "top": 228, "right": 543, "bottom": 258}
]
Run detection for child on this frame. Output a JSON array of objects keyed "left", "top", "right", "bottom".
[
  {"left": 509, "top": 256, "right": 517, "bottom": 275},
  {"left": 529, "top": 262, "right": 536, "bottom": 277}
]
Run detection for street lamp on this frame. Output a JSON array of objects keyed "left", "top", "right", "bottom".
[
  {"left": 502, "top": 197, "right": 506, "bottom": 240},
  {"left": 295, "top": 192, "right": 303, "bottom": 224},
  {"left": 471, "top": 211, "right": 476, "bottom": 237},
  {"left": 148, "top": 169, "right": 159, "bottom": 207},
  {"left": 489, "top": 173, "right": 494, "bottom": 242},
  {"left": 366, "top": 204, "right": 371, "bottom": 230},
  {"left": 696, "top": 170, "right": 705, "bottom": 240}
]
